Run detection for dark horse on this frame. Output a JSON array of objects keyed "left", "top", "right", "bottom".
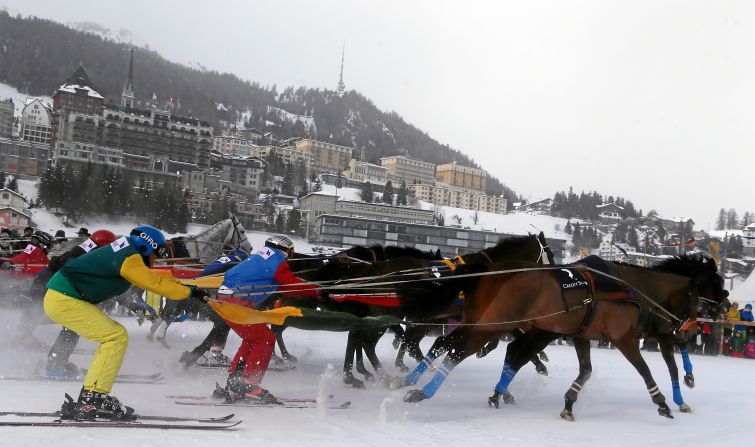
[
  {"left": 482, "top": 255, "right": 728, "bottom": 420},
  {"left": 392, "top": 232, "right": 554, "bottom": 374},
  {"left": 400, "top": 254, "right": 726, "bottom": 420}
]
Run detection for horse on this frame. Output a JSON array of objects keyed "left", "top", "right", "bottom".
[
  {"left": 400, "top": 254, "right": 726, "bottom": 420},
  {"left": 481, "top": 255, "right": 728, "bottom": 420},
  {"left": 166, "top": 214, "right": 252, "bottom": 265},
  {"left": 392, "top": 231, "right": 555, "bottom": 378},
  {"left": 287, "top": 246, "right": 446, "bottom": 388}
]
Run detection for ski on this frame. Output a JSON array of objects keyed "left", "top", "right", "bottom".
[
  {"left": 79, "top": 371, "right": 163, "bottom": 381},
  {"left": 0, "top": 411, "right": 236, "bottom": 423},
  {"left": 0, "top": 374, "right": 163, "bottom": 385},
  {"left": 0, "top": 419, "right": 242, "bottom": 430},
  {"left": 166, "top": 392, "right": 334, "bottom": 404},
  {"left": 175, "top": 399, "right": 351, "bottom": 410},
  {"left": 193, "top": 362, "right": 294, "bottom": 372}
]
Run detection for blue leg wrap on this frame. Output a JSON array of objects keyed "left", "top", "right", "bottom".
[
  {"left": 680, "top": 348, "right": 693, "bottom": 375},
  {"left": 671, "top": 379, "right": 684, "bottom": 406},
  {"left": 405, "top": 353, "right": 436, "bottom": 386},
  {"left": 421, "top": 359, "right": 453, "bottom": 398},
  {"left": 494, "top": 363, "right": 517, "bottom": 394}
]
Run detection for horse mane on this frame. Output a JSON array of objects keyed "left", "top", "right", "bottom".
[
  {"left": 651, "top": 253, "right": 717, "bottom": 278},
  {"left": 485, "top": 235, "right": 537, "bottom": 258},
  {"left": 384, "top": 245, "right": 442, "bottom": 260}
]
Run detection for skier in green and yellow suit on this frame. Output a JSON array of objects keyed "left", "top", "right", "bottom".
[{"left": 43, "top": 225, "right": 209, "bottom": 421}]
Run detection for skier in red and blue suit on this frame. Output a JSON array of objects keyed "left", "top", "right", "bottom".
[{"left": 215, "top": 235, "right": 319, "bottom": 403}]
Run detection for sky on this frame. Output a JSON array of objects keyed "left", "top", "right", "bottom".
[{"left": 2, "top": 0, "right": 753, "bottom": 230}]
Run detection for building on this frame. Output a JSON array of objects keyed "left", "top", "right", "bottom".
[
  {"left": 342, "top": 159, "right": 388, "bottom": 185},
  {"left": 312, "top": 213, "right": 565, "bottom": 261},
  {"left": 212, "top": 135, "right": 256, "bottom": 157},
  {"left": 596, "top": 203, "right": 623, "bottom": 221},
  {"left": 599, "top": 240, "right": 633, "bottom": 261},
  {"left": 209, "top": 151, "right": 266, "bottom": 197},
  {"left": 252, "top": 145, "right": 312, "bottom": 173},
  {"left": 436, "top": 162, "right": 486, "bottom": 192},
  {"left": 525, "top": 198, "right": 554, "bottom": 213},
  {"left": 0, "top": 99, "right": 13, "bottom": 139},
  {"left": 20, "top": 98, "right": 53, "bottom": 144},
  {"left": 380, "top": 155, "right": 435, "bottom": 185},
  {"left": 294, "top": 139, "right": 352, "bottom": 175},
  {"left": 744, "top": 223, "right": 755, "bottom": 256},
  {"left": 409, "top": 182, "right": 507, "bottom": 215},
  {"left": 0, "top": 138, "right": 52, "bottom": 176},
  {"left": 299, "top": 192, "right": 435, "bottom": 225},
  {"left": 51, "top": 63, "right": 213, "bottom": 184},
  {"left": 0, "top": 188, "right": 31, "bottom": 230}
]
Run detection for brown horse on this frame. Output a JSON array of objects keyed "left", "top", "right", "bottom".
[
  {"left": 401, "top": 254, "right": 724, "bottom": 419},
  {"left": 482, "top": 255, "right": 727, "bottom": 420}
]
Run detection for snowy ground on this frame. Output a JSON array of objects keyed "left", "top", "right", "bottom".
[{"left": 0, "top": 310, "right": 753, "bottom": 446}]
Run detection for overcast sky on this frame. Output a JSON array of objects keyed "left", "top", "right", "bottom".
[{"left": 2, "top": 0, "right": 753, "bottom": 230}]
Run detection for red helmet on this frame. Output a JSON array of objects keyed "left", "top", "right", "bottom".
[{"left": 90, "top": 229, "right": 117, "bottom": 247}]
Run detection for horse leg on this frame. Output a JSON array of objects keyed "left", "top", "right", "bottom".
[
  {"left": 395, "top": 326, "right": 426, "bottom": 372},
  {"left": 505, "top": 329, "right": 548, "bottom": 375},
  {"left": 390, "top": 324, "right": 405, "bottom": 350},
  {"left": 405, "top": 328, "right": 493, "bottom": 403},
  {"left": 273, "top": 325, "right": 297, "bottom": 365},
  {"left": 398, "top": 332, "right": 454, "bottom": 389},
  {"left": 363, "top": 330, "right": 391, "bottom": 386},
  {"left": 612, "top": 335, "right": 673, "bottom": 419},
  {"left": 476, "top": 337, "right": 499, "bottom": 358},
  {"left": 354, "top": 332, "right": 375, "bottom": 382},
  {"left": 343, "top": 332, "right": 364, "bottom": 388},
  {"left": 658, "top": 334, "right": 691, "bottom": 413},
  {"left": 560, "top": 337, "right": 593, "bottom": 421},
  {"left": 489, "top": 330, "right": 558, "bottom": 408}
]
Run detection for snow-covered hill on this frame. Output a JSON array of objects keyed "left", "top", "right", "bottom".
[{"left": 0, "top": 82, "right": 53, "bottom": 115}]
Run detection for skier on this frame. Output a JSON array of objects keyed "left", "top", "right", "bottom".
[
  {"left": 0, "top": 230, "right": 54, "bottom": 274},
  {"left": 178, "top": 246, "right": 250, "bottom": 368},
  {"left": 45, "top": 225, "right": 209, "bottom": 420},
  {"left": 214, "top": 235, "right": 320, "bottom": 403}
]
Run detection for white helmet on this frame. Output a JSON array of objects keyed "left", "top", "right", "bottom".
[{"left": 265, "top": 235, "right": 295, "bottom": 252}]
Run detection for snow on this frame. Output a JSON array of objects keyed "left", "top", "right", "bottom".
[
  {"left": 0, "top": 313, "right": 753, "bottom": 446},
  {"left": 0, "top": 82, "right": 53, "bottom": 115},
  {"left": 57, "top": 83, "right": 104, "bottom": 99}
]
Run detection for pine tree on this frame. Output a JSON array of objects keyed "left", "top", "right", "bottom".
[
  {"left": 275, "top": 211, "right": 286, "bottom": 233},
  {"left": 565, "top": 221, "right": 572, "bottom": 235},
  {"left": 361, "top": 181, "right": 373, "bottom": 203},
  {"left": 287, "top": 209, "right": 302, "bottom": 234},
  {"left": 6, "top": 176, "right": 17, "bottom": 192},
  {"left": 628, "top": 227, "right": 639, "bottom": 249},
  {"left": 0, "top": 171, "right": 5, "bottom": 188},
  {"left": 312, "top": 177, "right": 322, "bottom": 192},
  {"left": 397, "top": 181, "right": 408, "bottom": 206},
  {"left": 382, "top": 180, "right": 394, "bottom": 204},
  {"left": 727, "top": 208, "right": 739, "bottom": 229},
  {"left": 716, "top": 208, "right": 727, "bottom": 230}
]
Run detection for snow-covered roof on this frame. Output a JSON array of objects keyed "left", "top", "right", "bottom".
[
  {"left": 57, "top": 83, "right": 104, "bottom": 99},
  {"left": 596, "top": 203, "right": 624, "bottom": 210}
]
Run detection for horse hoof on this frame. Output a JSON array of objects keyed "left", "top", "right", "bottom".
[
  {"left": 535, "top": 364, "right": 549, "bottom": 376},
  {"left": 283, "top": 355, "right": 298, "bottom": 365},
  {"left": 679, "top": 403, "right": 693, "bottom": 413},
  {"left": 362, "top": 373, "right": 375, "bottom": 382},
  {"left": 488, "top": 395, "right": 500, "bottom": 409},
  {"left": 658, "top": 407, "right": 674, "bottom": 419},
  {"left": 403, "top": 389, "right": 427, "bottom": 403},
  {"left": 502, "top": 392, "right": 516, "bottom": 405},
  {"left": 343, "top": 376, "right": 365, "bottom": 389},
  {"left": 539, "top": 352, "right": 549, "bottom": 362},
  {"left": 392, "top": 338, "right": 401, "bottom": 349},
  {"left": 397, "top": 365, "right": 410, "bottom": 373},
  {"left": 683, "top": 374, "right": 695, "bottom": 389},
  {"left": 560, "top": 410, "right": 575, "bottom": 421},
  {"left": 388, "top": 376, "right": 410, "bottom": 390}
]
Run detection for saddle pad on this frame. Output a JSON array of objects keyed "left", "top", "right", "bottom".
[
  {"left": 554, "top": 267, "right": 590, "bottom": 291},
  {"left": 575, "top": 255, "right": 628, "bottom": 293}
]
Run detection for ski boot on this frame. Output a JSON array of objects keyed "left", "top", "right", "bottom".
[
  {"left": 62, "top": 388, "right": 136, "bottom": 421},
  {"left": 226, "top": 374, "right": 280, "bottom": 404},
  {"left": 179, "top": 350, "right": 202, "bottom": 368}
]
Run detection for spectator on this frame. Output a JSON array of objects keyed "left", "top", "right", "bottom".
[
  {"left": 746, "top": 328, "right": 755, "bottom": 360},
  {"left": 697, "top": 304, "right": 716, "bottom": 356},
  {"left": 13, "top": 227, "right": 32, "bottom": 251},
  {"left": 0, "top": 231, "right": 13, "bottom": 258},
  {"left": 55, "top": 230, "right": 68, "bottom": 243},
  {"left": 738, "top": 304, "right": 754, "bottom": 330},
  {"left": 77, "top": 227, "right": 90, "bottom": 238},
  {"left": 723, "top": 301, "right": 740, "bottom": 356}
]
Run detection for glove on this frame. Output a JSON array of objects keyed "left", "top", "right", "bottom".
[{"left": 189, "top": 286, "right": 211, "bottom": 302}]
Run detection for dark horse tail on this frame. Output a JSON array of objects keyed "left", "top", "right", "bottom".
[{"left": 396, "top": 263, "right": 488, "bottom": 320}]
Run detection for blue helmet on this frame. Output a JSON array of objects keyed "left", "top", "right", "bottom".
[{"left": 129, "top": 225, "right": 168, "bottom": 257}]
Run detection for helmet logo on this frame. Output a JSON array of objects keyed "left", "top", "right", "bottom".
[{"left": 140, "top": 232, "right": 160, "bottom": 251}]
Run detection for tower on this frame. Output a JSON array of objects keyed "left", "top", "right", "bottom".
[
  {"left": 336, "top": 44, "right": 346, "bottom": 97},
  {"left": 121, "top": 48, "right": 135, "bottom": 109}
]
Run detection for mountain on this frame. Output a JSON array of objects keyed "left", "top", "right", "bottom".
[{"left": 0, "top": 11, "right": 517, "bottom": 201}]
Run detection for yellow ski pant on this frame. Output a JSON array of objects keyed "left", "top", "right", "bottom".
[{"left": 44, "top": 289, "right": 128, "bottom": 394}]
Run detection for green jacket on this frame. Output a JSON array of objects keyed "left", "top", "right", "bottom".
[{"left": 47, "top": 236, "right": 190, "bottom": 304}]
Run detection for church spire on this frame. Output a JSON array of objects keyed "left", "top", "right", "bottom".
[
  {"left": 336, "top": 43, "right": 346, "bottom": 97},
  {"left": 121, "top": 48, "right": 135, "bottom": 109}
]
